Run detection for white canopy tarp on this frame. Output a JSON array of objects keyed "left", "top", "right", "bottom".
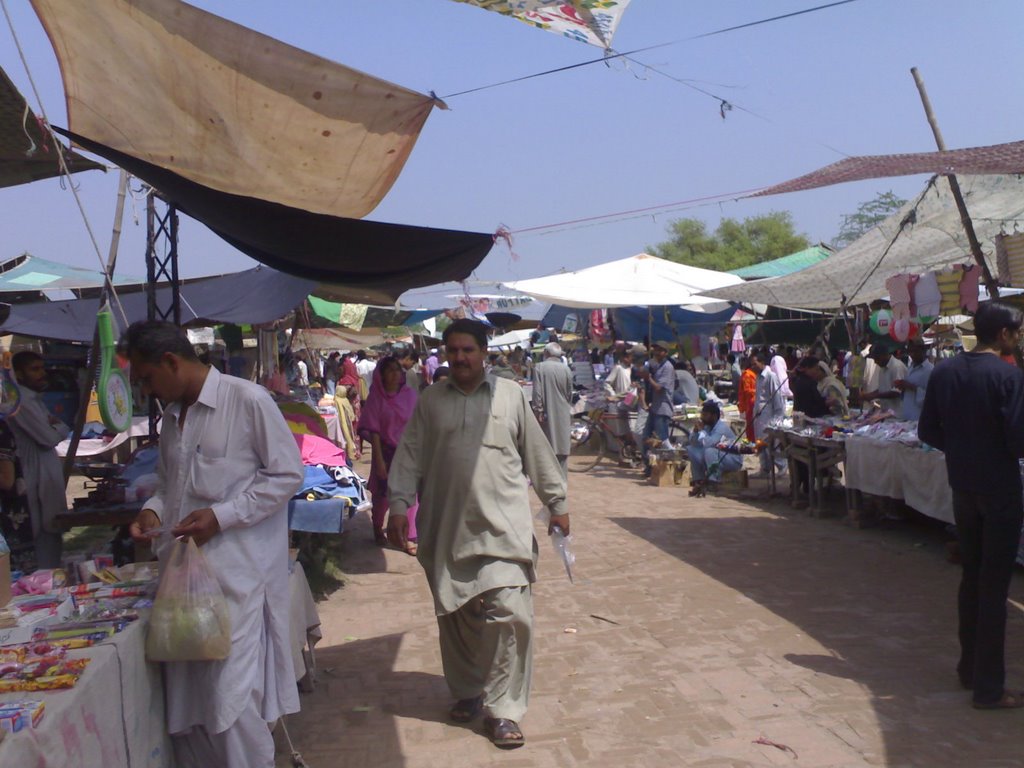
[
  {"left": 502, "top": 253, "right": 743, "bottom": 309},
  {"left": 488, "top": 329, "right": 533, "bottom": 350},
  {"left": 700, "top": 174, "right": 1024, "bottom": 310}
]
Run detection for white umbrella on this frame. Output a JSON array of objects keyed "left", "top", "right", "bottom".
[{"left": 502, "top": 253, "right": 743, "bottom": 310}]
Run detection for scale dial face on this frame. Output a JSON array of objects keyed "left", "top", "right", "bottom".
[{"left": 101, "top": 370, "right": 132, "bottom": 432}]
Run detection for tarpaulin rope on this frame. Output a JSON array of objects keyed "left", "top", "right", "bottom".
[
  {"left": 441, "top": 1, "right": 861, "bottom": 99},
  {"left": 1, "top": 0, "right": 129, "bottom": 327}
]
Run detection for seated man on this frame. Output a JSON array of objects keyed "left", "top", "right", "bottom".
[{"left": 687, "top": 401, "right": 742, "bottom": 495}]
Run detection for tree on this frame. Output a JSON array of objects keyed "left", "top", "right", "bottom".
[
  {"left": 649, "top": 212, "right": 810, "bottom": 272},
  {"left": 831, "top": 191, "right": 907, "bottom": 249}
]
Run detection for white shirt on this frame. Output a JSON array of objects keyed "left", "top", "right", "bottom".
[
  {"left": 603, "top": 363, "right": 633, "bottom": 396},
  {"left": 9, "top": 387, "right": 69, "bottom": 534},
  {"left": 295, "top": 359, "right": 309, "bottom": 387},
  {"left": 865, "top": 356, "right": 908, "bottom": 409},
  {"left": 356, "top": 358, "right": 376, "bottom": 390},
  {"left": 144, "top": 367, "right": 304, "bottom": 734}
]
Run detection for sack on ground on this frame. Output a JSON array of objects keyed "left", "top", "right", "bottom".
[{"left": 146, "top": 538, "right": 231, "bottom": 662}]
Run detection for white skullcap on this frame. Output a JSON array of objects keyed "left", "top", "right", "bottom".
[{"left": 544, "top": 342, "right": 563, "bottom": 358}]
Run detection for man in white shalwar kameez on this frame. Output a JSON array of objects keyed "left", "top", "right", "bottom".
[
  {"left": 125, "top": 321, "right": 304, "bottom": 768},
  {"left": 387, "top": 319, "right": 569, "bottom": 750},
  {"left": 9, "top": 351, "right": 68, "bottom": 568},
  {"left": 531, "top": 343, "right": 574, "bottom": 478},
  {"left": 751, "top": 350, "right": 788, "bottom": 476}
]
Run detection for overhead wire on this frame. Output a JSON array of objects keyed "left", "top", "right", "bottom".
[
  {"left": 440, "top": 0, "right": 861, "bottom": 99},
  {"left": 0, "top": 0, "right": 130, "bottom": 327}
]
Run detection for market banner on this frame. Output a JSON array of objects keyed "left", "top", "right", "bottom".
[{"left": 452, "top": 1, "right": 633, "bottom": 49}]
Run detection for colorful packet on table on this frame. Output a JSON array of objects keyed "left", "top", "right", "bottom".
[{"left": 0, "top": 699, "right": 45, "bottom": 732}]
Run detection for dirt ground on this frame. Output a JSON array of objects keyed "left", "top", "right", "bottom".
[{"left": 273, "top": 457, "right": 1024, "bottom": 768}]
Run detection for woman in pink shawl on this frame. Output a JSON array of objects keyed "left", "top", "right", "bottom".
[{"left": 358, "top": 356, "right": 418, "bottom": 553}]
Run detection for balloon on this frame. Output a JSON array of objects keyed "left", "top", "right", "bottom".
[
  {"left": 870, "top": 309, "right": 892, "bottom": 336},
  {"left": 907, "top": 321, "right": 921, "bottom": 340},
  {"left": 889, "top": 317, "right": 910, "bottom": 342}
]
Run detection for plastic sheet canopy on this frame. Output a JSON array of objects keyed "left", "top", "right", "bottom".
[{"left": 701, "top": 174, "right": 1024, "bottom": 310}]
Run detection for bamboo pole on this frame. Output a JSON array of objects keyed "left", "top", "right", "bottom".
[{"left": 910, "top": 67, "right": 999, "bottom": 299}]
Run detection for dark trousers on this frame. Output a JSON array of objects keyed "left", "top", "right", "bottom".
[
  {"left": 952, "top": 490, "right": 1024, "bottom": 704},
  {"left": 642, "top": 413, "right": 671, "bottom": 470}
]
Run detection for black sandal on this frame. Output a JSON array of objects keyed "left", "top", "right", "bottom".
[
  {"left": 483, "top": 717, "right": 525, "bottom": 749},
  {"left": 449, "top": 695, "right": 483, "bottom": 723}
]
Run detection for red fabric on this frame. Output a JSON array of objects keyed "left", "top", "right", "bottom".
[{"left": 338, "top": 357, "right": 360, "bottom": 389}]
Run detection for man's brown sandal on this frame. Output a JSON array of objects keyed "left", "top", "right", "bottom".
[
  {"left": 483, "top": 717, "right": 525, "bottom": 749},
  {"left": 449, "top": 695, "right": 483, "bottom": 723}
]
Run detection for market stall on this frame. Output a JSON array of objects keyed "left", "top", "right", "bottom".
[{"left": 0, "top": 560, "right": 321, "bottom": 763}]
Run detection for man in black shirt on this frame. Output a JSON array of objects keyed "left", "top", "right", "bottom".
[
  {"left": 918, "top": 302, "right": 1024, "bottom": 709},
  {"left": 791, "top": 357, "right": 829, "bottom": 418}
]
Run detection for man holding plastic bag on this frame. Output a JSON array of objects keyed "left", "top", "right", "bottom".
[{"left": 124, "top": 321, "right": 304, "bottom": 768}]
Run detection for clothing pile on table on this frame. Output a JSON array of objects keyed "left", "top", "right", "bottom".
[{"left": 291, "top": 434, "right": 369, "bottom": 512}]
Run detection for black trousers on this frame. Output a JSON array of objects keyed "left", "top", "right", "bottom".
[{"left": 952, "top": 490, "right": 1024, "bottom": 704}]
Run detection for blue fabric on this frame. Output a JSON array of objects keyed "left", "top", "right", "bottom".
[
  {"left": 689, "top": 420, "right": 742, "bottom": 482},
  {"left": 288, "top": 498, "right": 353, "bottom": 533},
  {"left": 299, "top": 466, "right": 339, "bottom": 498},
  {"left": 610, "top": 304, "right": 737, "bottom": 345}
]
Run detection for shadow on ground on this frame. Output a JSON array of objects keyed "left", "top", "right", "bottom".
[
  {"left": 612, "top": 511, "right": 1024, "bottom": 766},
  {"left": 278, "top": 633, "right": 452, "bottom": 767}
]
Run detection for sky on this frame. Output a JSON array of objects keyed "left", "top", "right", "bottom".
[{"left": 1, "top": 0, "right": 1023, "bottom": 303}]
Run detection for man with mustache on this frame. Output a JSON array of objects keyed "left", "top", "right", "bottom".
[{"left": 386, "top": 319, "right": 568, "bottom": 750}]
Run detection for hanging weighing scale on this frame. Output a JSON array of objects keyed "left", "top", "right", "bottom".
[{"left": 96, "top": 309, "right": 132, "bottom": 433}]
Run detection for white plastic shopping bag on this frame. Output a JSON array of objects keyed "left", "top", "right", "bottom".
[{"left": 145, "top": 538, "right": 232, "bottom": 662}]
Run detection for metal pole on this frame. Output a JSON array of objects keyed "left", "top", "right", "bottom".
[
  {"left": 62, "top": 170, "right": 130, "bottom": 482},
  {"left": 910, "top": 67, "right": 999, "bottom": 299}
]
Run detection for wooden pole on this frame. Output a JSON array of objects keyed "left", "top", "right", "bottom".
[{"left": 910, "top": 67, "right": 999, "bottom": 299}]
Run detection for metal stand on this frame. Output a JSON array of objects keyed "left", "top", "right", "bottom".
[{"left": 145, "top": 193, "right": 181, "bottom": 439}]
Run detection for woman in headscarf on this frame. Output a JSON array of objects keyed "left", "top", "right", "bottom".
[
  {"left": 358, "top": 356, "right": 419, "bottom": 552},
  {"left": 333, "top": 354, "right": 362, "bottom": 460}
]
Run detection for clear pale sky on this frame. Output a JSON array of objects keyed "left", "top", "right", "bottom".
[{"left": 1, "top": 0, "right": 1022, "bottom": 295}]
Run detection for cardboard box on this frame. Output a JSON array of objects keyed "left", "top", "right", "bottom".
[
  {"left": 0, "top": 553, "right": 9, "bottom": 609},
  {"left": 649, "top": 460, "right": 684, "bottom": 487},
  {"left": 720, "top": 469, "right": 749, "bottom": 491}
]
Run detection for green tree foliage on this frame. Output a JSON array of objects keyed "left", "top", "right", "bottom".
[
  {"left": 831, "top": 191, "right": 907, "bottom": 249},
  {"left": 649, "top": 212, "right": 810, "bottom": 272}
]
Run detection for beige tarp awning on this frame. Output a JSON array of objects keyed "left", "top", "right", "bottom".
[
  {"left": 31, "top": 0, "right": 440, "bottom": 218},
  {"left": 700, "top": 174, "right": 1024, "bottom": 310}
]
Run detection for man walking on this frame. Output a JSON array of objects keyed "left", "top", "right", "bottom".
[
  {"left": 750, "top": 350, "right": 786, "bottom": 477},
  {"left": 531, "top": 342, "right": 574, "bottom": 477},
  {"left": 386, "top": 319, "right": 568, "bottom": 749},
  {"left": 638, "top": 341, "right": 675, "bottom": 476},
  {"left": 9, "top": 351, "right": 68, "bottom": 567},
  {"left": 919, "top": 302, "right": 1024, "bottom": 709},
  {"left": 125, "top": 321, "right": 304, "bottom": 765}
]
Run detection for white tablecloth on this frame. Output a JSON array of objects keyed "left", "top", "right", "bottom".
[
  {"left": 0, "top": 565, "right": 322, "bottom": 766},
  {"left": 844, "top": 435, "right": 954, "bottom": 524},
  {"left": 0, "top": 618, "right": 171, "bottom": 768}
]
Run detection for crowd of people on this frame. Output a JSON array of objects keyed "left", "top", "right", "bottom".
[{"left": 6, "top": 309, "right": 1024, "bottom": 765}]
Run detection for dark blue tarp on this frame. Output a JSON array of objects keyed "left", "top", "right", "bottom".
[
  {"left": 610, "top": 305, "right": 737, "bottom": 343},
  {"left": 1, "top": 265, "right": 315, "bottom": 343}
]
